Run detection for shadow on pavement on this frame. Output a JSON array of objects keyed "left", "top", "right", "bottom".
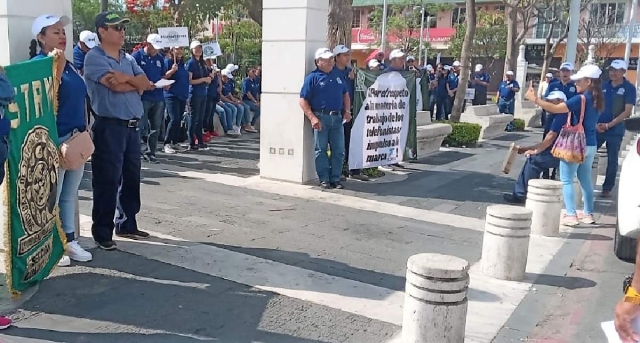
[{"left": 526, "top": 273, "right": 597, "bottom": 290}]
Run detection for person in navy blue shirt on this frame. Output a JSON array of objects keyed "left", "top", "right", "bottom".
[
  {"left": 219, "top": 69, "right": 243, "bottom": 136},
  {"left": 526, "top": 64, "right": 604, "bottom": 225},
  {"left": 300, "top": 48, "right": 351, "bottom": 189},
  {"left": 446, "top": 61, "right": 463, "bottom": 114},
  {"left": 203, "top": 58, "right": 222, "bottom": 140},
  {"left": 30, "top": 13, "right": 94, "bottom": 263},
  {"left": 186, "top": 40, "right": 212, "bottom": 151},
  {"left": 241, "top": 67, "right": 260, "bottom": 132},
  {"left": 367, "top": 51, "right": 387, "bottom": 71},
  {"left": 596, "top": 59, "right": 637, "bottom": 197},
  {"left": 254, "top": 65, "right": 261, "bottom": 94},
  {"left": 73, "top": 30, "right": 97, "bottom": 74},
  {"left": 504, "top": 91, "right": 566, "bottom": 204},
  {"left": 434, "top": 66, "right": 450, "bottom": 120},
  {"left": 471, "top": 64, "right": 490, "bottom": 106},
  {"left": 497, "top": 70, "right": 520, "bottom": 131},
  {"left": 163, "top": 47, "right": 189, "bottom": 154},
  {"left": 132, "top": 33, "right": 167, "bottom": 163},
  {"left": 387, "top": 49, "right": 406, "bottom": 71}
]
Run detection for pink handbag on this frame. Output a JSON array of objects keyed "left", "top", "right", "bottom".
[{"left": 59, "top": 130, "right": 94, "bottom": 170}]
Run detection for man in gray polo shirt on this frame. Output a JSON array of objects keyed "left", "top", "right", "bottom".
[{"left": 84, "top": 11, "right": 154, "bottom": 250}]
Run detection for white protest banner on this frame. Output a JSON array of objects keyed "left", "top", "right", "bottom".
[
  {"left": 465, "top": 88, "right": 475, "bottom": 100},
  {"left": 349, "top": 71, "right": 412, "bottom": 169},
  {"left": 158, "top": 27, "right": 189, "bottom": 47},
  {"left": 202, "top": 42, "right": 222, "bottom": 59},
  {"left": 416, "top": 78, "right": 423, "bottom": 111}
]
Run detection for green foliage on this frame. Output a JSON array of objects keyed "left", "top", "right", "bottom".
[
  {"left": 436, "top": 121, "right": 482, "bottom": 147},
  {"left": 448, "top": 10, "right": 507, "bottom": 60},
  {"left": 216, "top": 10, "right": 262, "bottom": 67},
  {"left": 72, "top": 0, "right": 121, "bottom": 34},
  {"left": 513, "top": 119, "right": 526, "bottom": 132},
  {"left": 362, "top": 168, "right": 385, "bottom": 178}
]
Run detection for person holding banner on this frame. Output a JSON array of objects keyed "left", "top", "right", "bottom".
[
  {"left": 300, "top": 48, "right": 351, "bottom": 190},
  {"left": 84, "top": 11, "right": 155, "bottom": 250},
  {"left": 186, "top": 40, "right": 211, "bottom": 151},
  {"left": 29, "top": 14, "right": 94, "bottom": 263},
  {"left": 163, "top": 47, "right": 189, "bottom": 154}
]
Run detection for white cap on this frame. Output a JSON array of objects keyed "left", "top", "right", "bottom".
[
  {"left": 452, "top": 61, "right": 461, "bottom": 67},
  {"left": 505, "top": 70, "right": 514, "bottom": 76},
  {"left": 559, "top": 62, "right": 574, "bottom": 71},
  {"left": 368, "top": 59, "right": 380, "bottom": 68},
  {"left": 570, "top": 64, "right": 602, "bottom": 80},
  {"left": 32, "top": 14, "right": 70, "bottom": 37},
  {"left": 211, "top": 64, "right": 218, "bottom": 71},
  {"left": 443, "top": 65, "right": 452, "bottom": 70},
  {"left": 221, "top": 69, "right": 233, "bottom": 79},
  {"left": 610, "top": 59, "right": 628, "bottom": 70},
  {"left": 389, "top": 49, "right": 405, "bottom": 60},
  {"left": 545, "top": 73, "right": 553, "bottom": 78},
  {"left": 546, "top": 90, "right": 567, "bottom": 101},
  {"left": 406, "top": 55, "right": 415, "bottom": 61},
  {"left": 225, "top": 63, "right": 238, "bottom": 72},
  {"left": 426, "top": 64, "right": 433, "bottom": 71},
  {"left": 475, "top": 64, "right": 483, "bottom": 72},
  {"left": 146, "top": 33, "right": 163, "bottom": 50},
  {"left": 79, "top": 30, "right": 97, "bottom": 49},
  {"left": 315, "top": 47, "right": 333, "bottom": 60},
  {"left": 332, "top": 45, "right": 350, "bottom": 55},
  {"left": 189, "top": 40, "right": 202, "bottom": 49}
]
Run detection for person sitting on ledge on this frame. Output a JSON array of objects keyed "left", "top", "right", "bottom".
[{"left": 503, "top": 90, "right": 567, "bottom": 204}]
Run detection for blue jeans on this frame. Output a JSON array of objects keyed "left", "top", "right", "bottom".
[
  {"left": 215, "top": 104, "right": 228, "bottom": 131},
  {"left": 204, "top": 96, "right": 219, "bottom": 133},
  {"left": 164, "top": 96, "right": 186, "bottom": 145},
  {"left": 57, "top": 131, "right": 85, "bottom": 242},
  {"left": 559, "top": 145, "right": 597, "bottom": 216},
  {"left": 243, "top": 100, "right": 261, "bottom": 126},
  {"left": 233, "top": 103, "right": 246, "bottom": 127},
  {"left": 498, "top": 98, "right": 515, "bottom": 114},
  {"left": 314, "top": 113, "right": 345, "bottom": 183},
  {"left": 188, "top": 94, "right": 207, "bottom": 146},
  {"left": 596, "top": 133, "right": 622, "bottom": 192},
  {"left": 141, "top": 100, "right": 165, "bottom": 157},
  {"left": 435, "top": 96, "right": 448, "bottom": 120},
  {"left": 513, "top": 151, "right": 560, "bottom": 198},
  {"left": 220, "top": 102, "right": 238, "bottom": 131}
]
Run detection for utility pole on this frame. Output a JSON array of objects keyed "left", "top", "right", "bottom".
[
  {"left": 418, "top": 6, "right": 425, "bottom": 66},
  {"left": 564, "top": 0, "right": 581, "bottom": 64},
  {"left": 100, "top": 0, "right": 108, "bottom": 11},
  {"left": 624, "top": 0, "right": 639, "bottom": 63},
  {"left": 380, "top": 0, "right": 388, "bottom": 51}
]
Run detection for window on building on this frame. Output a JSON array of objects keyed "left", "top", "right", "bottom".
[
  {"left": 534, "top": 9, "right": 566, "bottom": 39},
  {"left": 591, "top": 2, "right": 626, "bottom": 25},
  {"left": 352, "top": 9, "right": 361, "bottom": 28},
  {"left": 494, "top": 5, "right": 505, "bottom": 11},
  {"left": 451, "top": 7, "right": 466, "bottom": 26}
]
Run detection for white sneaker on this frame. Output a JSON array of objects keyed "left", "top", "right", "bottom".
[
  {"left": 172, "top": 144, "right": 186, "bottom": 151},
  {"left": 58, "top": 255, "right": 71, "bottom": 267},
  {"left": 163, "top": 144, "right": 176, "bottom": 154},
  {"left": 234, "top": 126, "right": 242, "bottom": 135},
  {"left": 66, "top": 241, "right": 93, "bottom": 262}
]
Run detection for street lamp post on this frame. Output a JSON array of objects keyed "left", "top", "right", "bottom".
[
  {"left": 565, "top": 0, "right": 581, "bottom": 64},
  {"left": 100, "top": 0, "right": 108, "bottom": 11},
  {"left": 424, "top": 16, "right": 431, "bottom": 67},
  {"left": 624, "top": 0, "right": 639, "bottom": 63},
  {"left": 380, "top": 0, "right": 388, "bottom": 51},
  {"left": 418, "top": 6, "right": 425, "bottom": 66}
]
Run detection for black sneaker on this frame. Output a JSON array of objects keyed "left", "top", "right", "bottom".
[
  {"left": 148, "top": 155, "right": 159, "bottom": 164},
  {"left": 187, "top": 145, "right": 199, "bottom": 151},
  {"left": 96, "top": 240, "right": 118, "bottom": 250},
  {"left": 116, "top": 230, "right": 150, "bottom": 240},
  {"left": 141, "top": 154, "right": 150, "bottom": 162},
  {"left": 198, "top": 143, "right": 209, "bottom": 151},
  {"left": 503, "top": 193, "right": 525, "bottom": 204},
  {"left": 331, "top": 182, "right": 345, "bottom": 189},
  {"left": 319, "top": 182, "right": 331, "bottom": 189}
]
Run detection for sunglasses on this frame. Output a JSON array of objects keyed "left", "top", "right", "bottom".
[{"left": 105, "top": 24, "right": 126, "bottom": 32}]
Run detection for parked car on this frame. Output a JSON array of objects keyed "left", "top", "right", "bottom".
[{"left": 615, "top": 117, "right": 640, "bottom": 263}]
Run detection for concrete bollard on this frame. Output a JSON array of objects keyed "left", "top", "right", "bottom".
[
  {"left": 481, "top": 205, "right": 532, "bottom": 281},
  {"left": 402, "top": 253, "right": 469, "bottom": 343},
  {"left": 591, "top": 154, "right": 599, "bottom": 188},
  {"left": 526, "top": 179, "right": 563, "bottom": 237},
  {"left": 573, "top": 179, "right": 583, "bottom": 209}
]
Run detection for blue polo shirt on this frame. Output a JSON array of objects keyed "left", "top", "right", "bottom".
[
  {"left": 221, "top": 78, "right": 235, "bottom": 97},
  {"left": 163, "top": 58, "right": 189, "bottom": 100},
  {"left": 32, "top": 53, "right": 87, "bottom": 137},
  {"left": 186, "top": 58, "right": 208, "bottom": 96},
  {"left": 498, "top": 80, "right": 520, "bottom": 101},
  {"left": 447, "top": 72, "right": 459, "bottom": 91},
  {"left": 83, "top": 46, "right": 144, "bottom": 120},
  {"left": 472, "top": 72, "right": 490, "bottom": 92},
  {"left": 242, "top": 77, "right": 259, "bottom": 101},
  {"left": 254, "top": 75, "right": 261, "bottom": 93},
  {"left": 600, "top": 78, "right": 636, "bottom": 137},
  {"left": 562, "top": 92, "right": 599, "bottom": 146},
  {"left": 333, "top": 65, "right": 354, "bottom": 103},
  {"left": 300, "top": 68, "right": 347, "bottom": 112},
  {"left": 545, "top": 79, "right": 577, "bottom": 100},
  {"left": 207, "top": 72, "right": 219, "bottom": 99},
  {"left": 131, "top": 49, "right": 167, "bottom": 102},
  {"left": 73, "top": 44, "right": 87, "bottom": 72},
  {"left": 436, "top": 74, "right": 449, "bottom": 97}
]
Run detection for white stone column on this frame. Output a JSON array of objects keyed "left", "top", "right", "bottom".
[
  {"left": 526, "top": 179, "right": 562, "bottom": 237},
  {"left": 402, "top": 253, "right": 469, "bottom": 343},
  {"left": 591, "top": 154, "right": 599, "bottom": 189},
  {"left": 585, "top": 45, "right": 596, "bottom": 65},
  {"left": 259, "top": 0, "right": 328, "bottom": 184},
  {"left": 481, "top": 204, "right": 532, "bottom": 281},
  {"left": 573, "top": 179, "right": 583, "bottom": 209},
  {"left": 515, "top": 45, "right": 527, "bottom": 102}
]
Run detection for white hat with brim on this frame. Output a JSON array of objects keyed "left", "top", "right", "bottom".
[
  {"left": 453, "top": 61, "right": 461, "bottom": 67},
  {"left": 444, "top": 65, "right": 452, "bottom": 70},
  {"left": 545, "top": 73, "right": 553, "bottom": 78},
  {"left": 610, "top": 59, "right": 628, "bottom": 70},
  {"left": 32, "top": 14, "right": 70, "bottom": 37},
  {"left": 389, "top": 49, "right": 405, "bottom": 60},
  {"left": 560, "top": 62, "right": 574, "bottom": 71},
  {"left": 368, "top": 59, "right": 380, "bottom": 68},
  {"left": 79, "top": 30, "right": 97, "bottom": 49},
  {"left": 225, "top": 63, "right": 239, "bottom": 72},
  {"left": 189, "top": 40, "right": 202, "bottom": 49},
  {"left": 475, "top": 64, "right": 483, "bottom": 72},
  {"left": 332, "top": 45, "right": 350, "bottom": 55},
  {"left": 146, "top": 33, "right": 163, "bottom": 50},
  {"left": 222, "top": 69, "right": 233, "bottom": 79},
  {"left": 406, "top": 55, "right": 415, "bottom": 61},
  {"left": 315, "top": 48, "right": 333, "bottom": 60},
  {"left": 426, "top": 64, "right": 433, "bottom": 71},
  {"left": 505, "top": 70, "right": 514, "bottom": 76},
  {"left": 570, "top": 64, "right": 602, "bottom": 80},
  {"left": 546, "top": 90, "right": 567, "bottom": 101}
]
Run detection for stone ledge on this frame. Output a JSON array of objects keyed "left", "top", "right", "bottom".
[
  {"left": 515, "top": 108, "right": 543, "bottom": 128},
  {"left": 416, "top": 123, "right": 452, "bottom": 158},
  {"left": 461, "top": 105, "right": 512, "bottom": 141},
  {"left": 416, "top": 110, "right": 432, "bottom": 126}
]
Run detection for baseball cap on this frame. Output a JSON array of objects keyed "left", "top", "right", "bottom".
[
  {"left": 94, "top": 11, "right": 130, "bottom": 30},
  {"left": 570, "top": 64, "right": 602, "bottom": 80},
  {"left": 368, "top": 59, "right": 380, "bottom": 68},
  {"left": 315, "top": 48, "right": 333, "bottom": 60},
  {"left": 225, "top": 63, "right": 239, "bottom": 72},
  {"left": 406, "top": 55, "right": 415, "bottom": 62},
  {"left": 146, "top": 33, "right": 163, "bottom": 50},
  {"left": 426, "top": 64, "right": 433, "bottom": 71},
  {"left": 545, "top": 73, "right": 553, "bottom": 78},
  {"left": 332, "top": 45, "right": 350, "bottom": 55},
  {"left": 222, "top": 69, "right": 234, "bottom": 79},
  {"left": 610, "top": 59, "right": 628, "bottom": 70},
  {"left": 546, "top": 90, "right": 567, "bottom": 101},
  {"left": 32, "top": 14, "right": 70, "bottom": 37},
  {"left": 443, "top": 65, "right": 452, "bottom": 70},
  {"left": 453, "top": 61, "right": 461, "bottom": 67},
  {"left": 79, "top": 30, "right": 97, "bottom": 49},
  {"left": 475, "top": 64, "right": 483, "bottom": 72},
  {"left": 505, "top": 70, "right": 514, "bottom": 76},
  {"left": 559, "top": 62, "right": 574, "bottom": 71},
  {"left": 189, "top": 40, "right": 202, "bottom": 49},
  {"left": 389, "top": 49, "right": 405, "bottom": 59}
]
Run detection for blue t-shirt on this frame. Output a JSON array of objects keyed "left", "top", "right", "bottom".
[
  {"left": 186, "top": 58, "right": 209, "bottom": 96},
  {"left": 163, "top": 58, "right": 189, "bottom": 100},
  {"left": 254, "top": 75, "right": 261, "bottom": 93},
  {"left": 299, "top": 68, "right": 347, "bottom": 112},
  {"left": 498, "top": 80, "right": 520, "bottom": 101},
  {"left": 428, "top": 73, "right": 436, "bottom": 82},
  {"left": 72, "top": 44, "right": 87, "bottom": 73},
  {"left": 131, "top": 49, "right": 167, "bottom": 102},
  {"left": 564, "top": 92, "right": 599, "bottom": 146},
  {"left": 545, "top": 80, "right": 577, "bottom": 100},
  {"left": 472, "top": 72, "right": 490, "bottom": 92},
  {"left": 221, "top": 79, "right": 235, "bottom": 97},
  {"left": 436, "top": 74, "right": 449, "bottom": 97},
  {"left": 333, "top": 65, "right": 354, "bottom": 103},
  {"left": 447, "top": 72, "right": 459, "bottom": 91},
  {"left": 207, "top": 72, "right": 219, "bottom": 99},
  {"left": 242, "top": 77, "right": 260, "bottom": 101},
  {"left": 600, "top": 78, "right": 636, "bottom": 136}
]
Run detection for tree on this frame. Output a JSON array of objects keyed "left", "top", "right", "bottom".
[
  {"left": 536, "top": 1, "right": 570, "bottom": 81},
  {"left": 327, "top": 0, "right": 353, "bottom": 49},
  {"left": 72, "top": 0, "right": 120, "bottom": 34},
  {"left": 218, "top": 6, "right": 262, "bottom": 64},
  {"left": 577, "top": 15, "right": 623, "bottom": 66},
  {"left": 503, "top": 0, "right": 537, "bottom": 73},
  {"left": 449, "top": 0, "right": 477, "bottom": 123},
  {"left": 238, "top": 0, "right": 262, "bottom": 26},
  {"left": 448, "top": 10, "right": 507, "bottom": 70}
]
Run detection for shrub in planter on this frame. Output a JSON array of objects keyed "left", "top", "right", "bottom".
[
  {"left": 436, "top": 121, "right": 482, "bottom": 147},
  {"left": 513, "top": 118, "right": 526, "bottom": 132}
]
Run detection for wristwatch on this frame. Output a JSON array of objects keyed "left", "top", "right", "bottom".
[
  {"left": 623, "top": 275, "right": 640, "bottom": 304},
  {"left": 624, "top": 274, "right": 634, "bottom": 293}
]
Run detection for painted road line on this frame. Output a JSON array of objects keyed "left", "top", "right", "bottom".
[{"left": 79, "top": 215, "right": 569, "bottom": 343}]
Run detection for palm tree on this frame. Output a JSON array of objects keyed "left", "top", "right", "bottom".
[
  {"left": 327, "top": 0, "right": 353, "bottom": 48},
  {"left": 449, "top": 0, "right": 476, "bottom": 122}
]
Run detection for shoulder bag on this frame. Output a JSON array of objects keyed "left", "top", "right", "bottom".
[{"left": 550, "top": 95, "right": 586, "bottom": 164}]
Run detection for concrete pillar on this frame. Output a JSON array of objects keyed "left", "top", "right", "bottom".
[
  {"left": 481, "top": 205, "right": 532, "bottom": 281},
  {"left": 402, "top": 253, "right": 470, "bottom": 343},
  {"left": 585, "top": 45, "right": 596, "bottom": 65},
  {"left": 526, "top": 179, "right": 562, "bottom": 237},
  {"left": 259, "top": 0, "right": 327, "bottom": 184},
  {"left": 573, "top": 179, "right": 583, "bottom": 209},
  {"left": 515, "top": 45, "right": 527, "bottom": 102},
  {"left": 591, "top": 154, "right": 599, "bottom": 189}
]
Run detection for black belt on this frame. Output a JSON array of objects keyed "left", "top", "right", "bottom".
[
  {"left": 314, "top": 110, "right": 342, "bottom": 116},
  {"left": 97, "top": 116, "right": 140, "bottom": 128}
]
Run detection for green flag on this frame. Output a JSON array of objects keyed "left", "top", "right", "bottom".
[{"left": 3, "top": 57, "right": 65, "bottom": 293}]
